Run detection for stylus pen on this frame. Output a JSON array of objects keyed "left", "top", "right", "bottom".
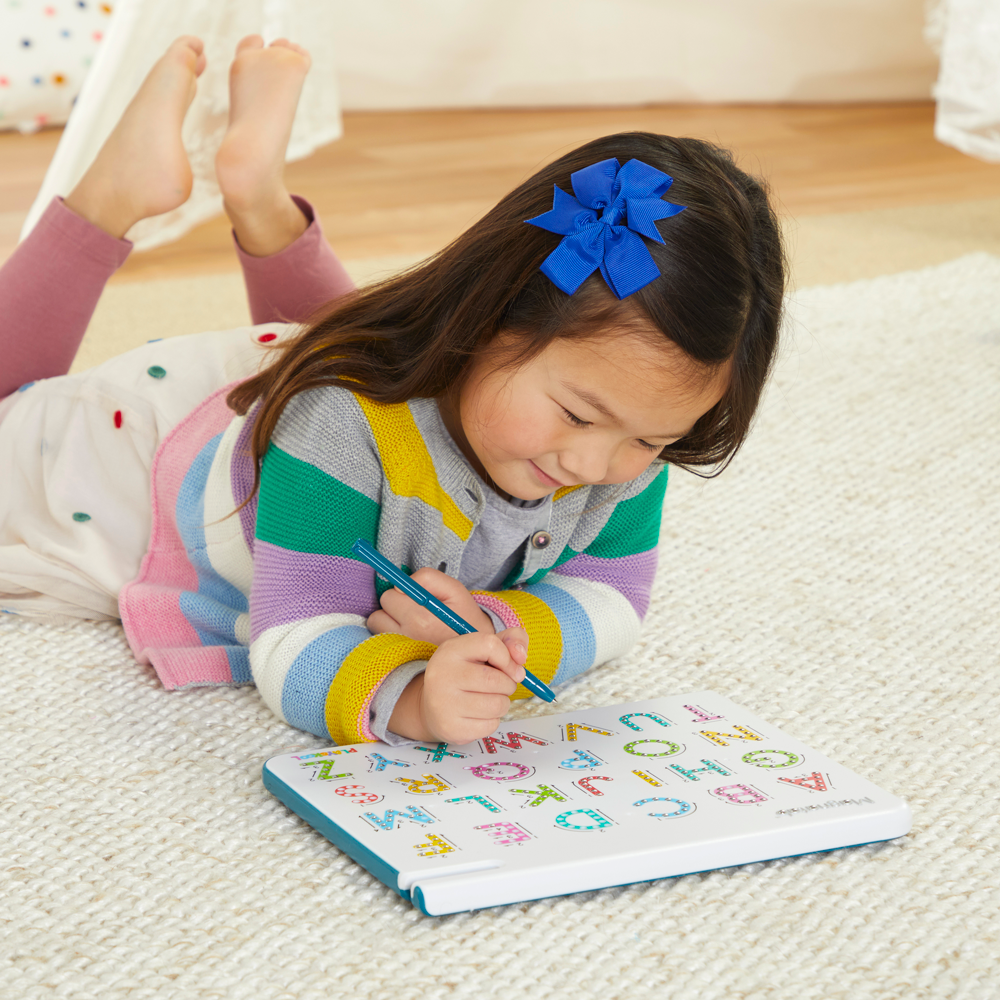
[{"left": 352, "top": 537, "right": 556, "bottom": 703}]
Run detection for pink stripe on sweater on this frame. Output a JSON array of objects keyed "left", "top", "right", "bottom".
[
  {"left": 120, "top": 384, "right": 240, "bottom": 682},
  {"left": 474, "top": 594, "right": 524, "bottom": 631},
  {"left": 147, "top": 644, "right": 237, "bottom": 690}
]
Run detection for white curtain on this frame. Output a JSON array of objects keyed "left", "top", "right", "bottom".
[
  {"left": 21, "top": 0, "right": 342, "bottom": 251},
  {"left": 929, "top": 0, "right": 1000, "bottom": 162}
]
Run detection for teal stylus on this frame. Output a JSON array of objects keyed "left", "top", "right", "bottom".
[{"left": 352, "top": 538, "right": 556, "bottom": 703}]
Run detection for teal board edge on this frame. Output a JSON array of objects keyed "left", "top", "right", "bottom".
[
  {"left": 261, "top": 760, "right": 407, "bottom": 900},
  {"left": 409, "top": 836, "right": 901, "bottom": 917}
]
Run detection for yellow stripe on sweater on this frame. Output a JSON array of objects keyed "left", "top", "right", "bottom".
[
  {"left": 484, "top": 589, "right": 563, "bottom": 700},
  {"left": 553, "top": 485, "right": 582, "bottom": 502},
  {"left": 355, "top": 395, "right": 473, "bottom": 541},
  {"left": 326, "top": 634, "right": 438, "bottom": 745}
]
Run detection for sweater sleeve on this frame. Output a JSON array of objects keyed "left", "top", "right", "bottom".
[
  {"left": 246, "top": 388, "right": 435, "bottom": 744},
  {"left": 472, "top": 467, "right": 667, "bottom": 697}
]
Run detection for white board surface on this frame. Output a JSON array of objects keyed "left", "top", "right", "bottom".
[{"left": 262, "top": 692, "right": 911, "bottom": 915}]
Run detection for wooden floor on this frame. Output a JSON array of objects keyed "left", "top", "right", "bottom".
[{"left": 3, "top": 101, "right": 1000, "bottom": 282}]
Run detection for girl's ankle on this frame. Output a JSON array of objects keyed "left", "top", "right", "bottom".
[{"left": 226, "top": 192, "right": 308, "bottom": 257}]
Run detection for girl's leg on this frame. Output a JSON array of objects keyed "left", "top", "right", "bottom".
[
  {"left": 0, "top": 36, "right": 207, "bottom": 401},
  {"left": 215, "top": 37, "right": 355, "bottom": 325},
  {"left": 0, "top": 199, "right": 131, "bottom": 400}
]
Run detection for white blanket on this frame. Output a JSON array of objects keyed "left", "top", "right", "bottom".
[{"left": 2, "top": 255, "right": 999, "bottom": 998}]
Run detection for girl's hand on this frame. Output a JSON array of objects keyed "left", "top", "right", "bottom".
[
  {"left": 387, "top": 629, "right": 530, "bottom": 744},
  {"left": 367, "top": 567, "right": 495, "bottom": 644}
]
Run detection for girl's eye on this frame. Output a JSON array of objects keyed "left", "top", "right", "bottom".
[
  {"left": 562, "top": 407, "right": 590, "bottom": 427},
  {"left": 564, "top": 405, "right": 662, "bottom": 453}
]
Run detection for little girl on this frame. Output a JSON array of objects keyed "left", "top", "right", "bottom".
[{"left": 0, "top": 37, "right": 785, "bottom": 748}]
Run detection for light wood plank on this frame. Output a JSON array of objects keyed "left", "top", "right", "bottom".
[{"left": 3, "top": 102, "right": 1000, "bottom": 281}]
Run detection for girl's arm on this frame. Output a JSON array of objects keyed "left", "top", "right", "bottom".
[
  {"left": 366, "top": 468, "right": 668, "bottom": 699},
  {"left": 472, "top": 468, "right": 667, "bottom": 693},
  {"left": 246, "top": 387, "right": 525, "bottom": 745},
  {"left": 234, "top": 196, "right": 355, "bottom": 326}
]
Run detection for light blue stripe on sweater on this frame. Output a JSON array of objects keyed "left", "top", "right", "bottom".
[
  {"left": 523, "top": 581, "right": 596, "bottom": 685},
  {"left": 175, "top": 433, "right": 251, "bottom": 682},
  {"left": 281, "top": 624, "right": 373, "bottom": 738}
]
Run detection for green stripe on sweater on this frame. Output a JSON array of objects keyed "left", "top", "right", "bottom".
[
  {"left": 257, "top": 443, "right": 379, "bottom": 556},
  {"left": 583, "top": 466, "right": 668, "bottom": 559}
]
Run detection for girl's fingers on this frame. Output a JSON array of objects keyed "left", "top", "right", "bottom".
[
  {"left": 478, "top": 633, "right": 526, "bottom": 685},
  {"left": 366, "top": 608, "right": 401, "bottom": 634},
  {"left": 496, "top": 626, "right": 529, "bottom": 665}
]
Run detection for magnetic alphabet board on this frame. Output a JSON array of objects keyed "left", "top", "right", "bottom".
[{"left": 262, "top": 692, "right": 911, "bottom": 915}]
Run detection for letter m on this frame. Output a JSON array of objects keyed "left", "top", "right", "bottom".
[{"left": 481, "top": 731, "right": 549, "bottom": 753}]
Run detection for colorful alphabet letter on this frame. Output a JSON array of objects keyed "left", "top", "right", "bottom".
[
  {"left": 633, "top": 797, "right": 694, "bottom": 819},
  {"left": 563, "top": 723, "right": 615, "bottom": 742},
  {"left": 301, "top": 760, "right": 353, "bottom": 782},
  {"left": 576, "top": 775, "right": 613, "bottom": 796},
  {"left": 741, "top": 750, "right": 802, "bottom": 769},
  {"left": 623, "top": 739, "right": 682, "bottom": 758},
  {"left": 710, "top": 784, "right": 769, "bottom": 805},
  {"left": 698, "top": 726, "right": 762, "bottom": 747},
  {"left": 393, "top": 773, "right": 451, "bottom": 794},
  {"left": 332, "top": 784, "right": 382, "bottom": 805},
  {"left": 474, "top": 822, "right": 533, "bottom": 846},
  {"left": 509, "top": 784, "right": 569, "bottom": 807},
  {"left": 361, "top": 805, "right": 435, "bottom": 831},
  {"left": 480, "top": 732, "right": 550, "bottom": 754},
  {"left": 413, "top": 834, "right": 456, "bottom": 856},
  {"left": 631, "top": 769, "right": 663, "bottom": 787},
  {"left": 778, "top": 771, "right": 829, "bottom": 792},
  {"left": 465, "top": 761, "right": 534, "bottom": 781},
  {"left": 683, "top": 704, "right": 723, "bottom": 723},
  {"left": 558, "top": 748, "right": 604, "bottom": 770},
  {"left": 445, "top": 795, "right": 502, "bottom": 813},
  {"left": 414, "top": 743, "right": 468, "bottom": 762},
  {"left": 367, "top": 753, "right": 410, "bottom": 772},
  {"left": 619, "top": 712, "right": 672, "bottom": 731},
  {"left": 554, "top": 809, "right": 613, "bottom": 831},
  {"left": 668, "top": 759, "right": 731, "bottom": 781}
]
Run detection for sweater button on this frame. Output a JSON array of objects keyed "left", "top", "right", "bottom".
[{"left": 530, "top": 530, "right": 552, "bottom": 550}]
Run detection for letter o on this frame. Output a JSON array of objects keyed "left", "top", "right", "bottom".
[
  {"left": 741, "top": 749, "right": 802, "bottom": 769},
  {"left": 465, "top": 761, "right": 533, "bottom": 781},
  {"left": 623, "top": 739, "right": 682, "bottom": 757},
  {"left": 633, "top": 797, "right": 694, "bottom": 819}
]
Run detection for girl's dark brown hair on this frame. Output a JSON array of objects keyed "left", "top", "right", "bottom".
[{"left": 228, "top": 132, "right": 785, "bottom": 494}]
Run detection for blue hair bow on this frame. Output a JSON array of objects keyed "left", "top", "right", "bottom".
[{"left": 525, "top": 157, "right": 685, "bottom": 299}]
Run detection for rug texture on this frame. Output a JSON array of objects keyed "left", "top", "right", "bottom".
[{"left": 3, "top": 254, "right": 1000, "bottom": 999}]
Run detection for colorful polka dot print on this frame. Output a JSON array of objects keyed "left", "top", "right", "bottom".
[{"left": 1, "top": 1, "right": 114, "bottom": 133}]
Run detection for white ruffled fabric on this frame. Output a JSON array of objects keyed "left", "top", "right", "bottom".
[
  {"left": 19, "top": 0, "right": 342, "bottom": 251},
  {"left": 929, "top": 0, "right": 1000, "bottom": 162}
]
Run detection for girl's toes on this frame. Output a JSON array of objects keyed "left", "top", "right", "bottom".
[
  {"left": 235, "top": 34, "right": 264, "bottom": 55},
  {"left": 270, "top": 38, "right": 310, "bottom": 58}
]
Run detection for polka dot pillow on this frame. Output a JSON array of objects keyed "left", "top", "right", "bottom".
[{"left": 0, "top": 1, "right": 114, "bottom": 134}]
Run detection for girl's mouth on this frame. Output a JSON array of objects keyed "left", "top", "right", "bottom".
[{"left": 529, "top": 460, "right": 564, "bottom": 488}]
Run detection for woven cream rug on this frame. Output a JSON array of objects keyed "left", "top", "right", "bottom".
[{"left": 3, "top": 253, "right": 1000, "bottom": 999}]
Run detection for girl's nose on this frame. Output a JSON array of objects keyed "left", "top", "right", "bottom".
[{"left": 559, "top": 446, "right": 612, "bottom": 485}]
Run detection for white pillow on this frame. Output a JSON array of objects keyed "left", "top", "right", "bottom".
[{"left": 0, "top": 1, "right": 114, "bottom": 134}]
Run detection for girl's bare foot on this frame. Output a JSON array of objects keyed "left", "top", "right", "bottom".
[
  {"left": 215, "top": 36, "right": 312, "bottom": 257},
  {"left": 64, "top": 37, "right": 205, "bottom": 239}
]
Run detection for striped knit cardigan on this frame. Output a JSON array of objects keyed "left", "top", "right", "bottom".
[{"left": 120, "top": 381, "right": 667, "bottom": 745}]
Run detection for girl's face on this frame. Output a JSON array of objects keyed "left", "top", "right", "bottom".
[{"left": 440, "top": 331, "right": 729, "bottom": 501}]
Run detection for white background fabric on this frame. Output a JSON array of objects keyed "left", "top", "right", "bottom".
[
  {"left": 0, "top": 0, "right": 113, "bottom": 133},
  {"left": 19, "top": 0, "right": 343, "bottom": 251},
  {"left": 928, "top": 0, "right": 1000, "bottom": 162},
  {"left": 2, "top": 253, "right": 999, "bottom": 997}
]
